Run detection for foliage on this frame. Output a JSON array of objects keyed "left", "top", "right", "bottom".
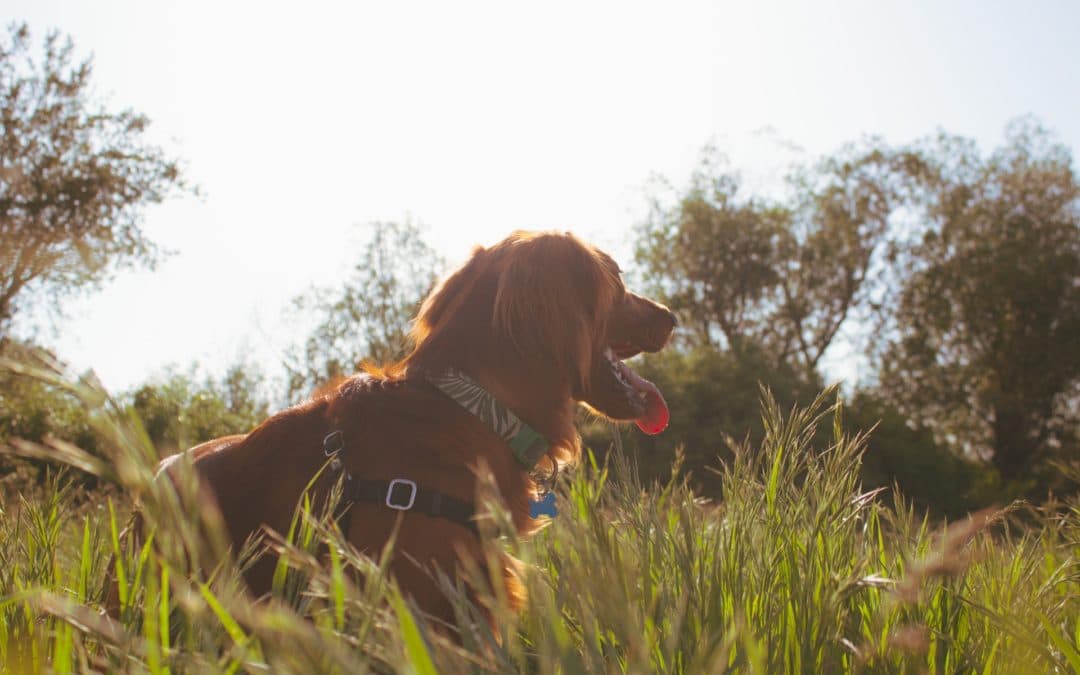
[
  {"left": 0, "top": 341, "right": 103, "bottom": 486},
  {"left": 635, "top": 144, "right": 919, "bottom": 374},
  {"left": 583, "top": 349, "right": 984, "bottom": 517},
  {"left": 636, "top": 121, "right": 1079, "bottom": 497},
  {"left": 1, "top": 362, "right": 1077, "bottom": 673},
  {"left": 0, "top": 24, "right": 189, "bottom": 335},
  {"left": 0, "top": 344, "right": 99, "bottom": 455},
  {"left": 635, "top": 151, "right": 792, "bottom": 355},
  {"left": 536, "top": 393, "right": 1079, "bottom": 674},
  {"left": 843, "top": 390, "right": 984, "bottom": 519},
  {"left": 284, "top": 219, "right": 443, "bottom": 399},
  {"left": 878, "top": 119, "right": 1080, "bottom": 490},
  {"left": 1, "top": 341, "right": 267, "bottom": 491},
  {"left": 128, "top": 361, "right": 270, "bottom": 455},
  {"left": 582, "top": 344, "right": 820, "bottom": 494}
]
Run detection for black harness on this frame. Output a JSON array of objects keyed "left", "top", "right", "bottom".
[
  {"left": 321, "top": 430, "right": 480, "bottom": 537},
  {"left": 319, "top": 371, "right": 559, "bottom": 538}
]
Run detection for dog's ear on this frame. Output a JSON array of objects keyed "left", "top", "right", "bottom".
[
  {"left": 492, "top": 234, "right": 612, "bottom": 389},
  {"left": 411, "top": 245, "right": 491, "bottom": 345}
]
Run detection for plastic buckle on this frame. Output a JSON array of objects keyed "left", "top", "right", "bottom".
[{"left": 386, "top": 479, "right": 418, "bottom": 510}]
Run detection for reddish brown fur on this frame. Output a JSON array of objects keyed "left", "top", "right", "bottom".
[{"left": 116, "top": 230, "right": 676, "bottom": 628}]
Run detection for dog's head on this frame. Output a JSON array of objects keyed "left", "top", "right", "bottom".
[{"left": 407, "top": 230, "right": 675, "bottom": 434}]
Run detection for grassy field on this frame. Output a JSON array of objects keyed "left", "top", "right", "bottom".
[{"left": 1, "top": 362, "right": 1078, "bottom": 673}]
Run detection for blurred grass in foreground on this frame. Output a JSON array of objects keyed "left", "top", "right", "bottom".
[{"left": 1, "top": 351, "right": 1078, "bottom": 673}]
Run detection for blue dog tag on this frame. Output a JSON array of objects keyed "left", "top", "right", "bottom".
[{"left": 529, "top": 492, "right": 558, "bottom": 518}]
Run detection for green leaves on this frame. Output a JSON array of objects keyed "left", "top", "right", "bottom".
[
  {"left": 283, "top": 219, "right": 443, "bottom": 398},
  {"left": 127, "top": 361, "right": 270, "bottom": 452},
  {"left": 636, "top": 120, "right": 1079, "bottom": 499},
  {"left": 0, "top": 24, "right": 190, "bottom": 335},
  {"left": 880, "top": 120, "right": 1080, "bottom": 488},
  {"left": 635, "top": 142, "right": 906, "bottom": 373}
]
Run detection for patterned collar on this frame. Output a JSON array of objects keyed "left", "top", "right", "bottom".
[{"left": 427, "top": 369, "right": 550, "bottom": 469}]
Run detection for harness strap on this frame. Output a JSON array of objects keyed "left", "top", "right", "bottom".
[
  {"left": 323, "top": 431, "right": 479, "bottom": 537},
  {"left": 346, "top": 477, "right": 479, "bottom": 536}
]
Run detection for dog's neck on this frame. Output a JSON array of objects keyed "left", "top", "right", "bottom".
[
  {"left": 406, "top": 359, "right": 577, "bottom": 465},
  {"left": 403, "top": 325, "right": 582, "bottom": 467},
  {"left": 427, "top": 368, "right": 550, "bottom": 469}
]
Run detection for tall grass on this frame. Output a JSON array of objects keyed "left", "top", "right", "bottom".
[{"left": 1, "top": 354, "right": 1077, "bottom": 673}]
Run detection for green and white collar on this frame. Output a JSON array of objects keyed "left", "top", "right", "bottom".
[{"left": 427, "top": 369, "right": 550, "bottom": 469}]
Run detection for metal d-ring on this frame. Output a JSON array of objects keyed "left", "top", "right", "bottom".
[{"left": 323, "top": 430, "right": 345, "bottom": 471}]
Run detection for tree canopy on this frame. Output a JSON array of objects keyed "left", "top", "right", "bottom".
[
  {"left": 879, "top": 121, "right": 1080, "bottom": 489},
  {"left": 0, "top": 24, "right": 188, "bottom": 335},
  {"left": 129, "top": 361, "right": 270, "bottom": 454},
  {"left": 283, "top": 220, "right": 443, "bottom": 398},
  {"left": 632, "top": 122, "right": 1079, "bottom": 502},
  {"left": 635, "top": 144, "right": 920, "bottom": 375}
]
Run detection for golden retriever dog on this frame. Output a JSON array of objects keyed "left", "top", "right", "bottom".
[{"left": 112, "top": 230, "right": 676, "bottom": 629}]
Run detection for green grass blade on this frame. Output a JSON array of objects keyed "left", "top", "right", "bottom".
[
  {"left": 389, "top": 585, "right": 437, "bottom": 675},
  {"left": 107, "top": 499, "right": 129, "bottom": 611},
  {"left": 198, "top": 582, "right": 247, "bottom": 648},
  {"left": 77, "top": 515, "right": 91, "bottom": 602},
  {"left": 159, "top": 564, "right": 171, "bottom": 665},
  {"left": 1037, "top": 612, "right": 1080, "bottom": 673},
  {"left": 329, "top": 542, "right": 345, "bottom": 633}
]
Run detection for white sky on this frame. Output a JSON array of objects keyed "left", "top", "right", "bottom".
[{"left": 5, "top": 0, "right": 1079, "bottom": 395}]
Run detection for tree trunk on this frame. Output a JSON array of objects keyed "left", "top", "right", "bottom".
[{"left": 990, "top": 408, "right": 1036, "bottom": 481}]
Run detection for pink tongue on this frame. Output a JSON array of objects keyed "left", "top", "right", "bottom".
[{"left": 618, "top": 363, "right": 670, "bottom": 435}]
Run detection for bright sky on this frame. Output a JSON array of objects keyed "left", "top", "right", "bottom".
[{"left": 5, "top": 0, "right": 1079, "bottom": 396}]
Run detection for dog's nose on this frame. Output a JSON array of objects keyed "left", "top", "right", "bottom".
[{"left": 657, "top": 307, "right": 677, "bottom": 332}]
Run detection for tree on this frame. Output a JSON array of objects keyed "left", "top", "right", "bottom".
[
  {"left": 777, "top": 146, "right": 924, "bottom": 372},
  {"left": 844, "top": 390, "right": 983, "bottom": 518},
  {"left": 0, "top": 24, "right": 188, "bottom": 335},
  {"left": 635, "top": 151, "right": 792, "bottom": 355},
  {"left": 635, "top": 144, "right": 917, "bottom": 375},
  {"left": 0, "top": 341, "right": 101, "bottom": 469},
  {"left": 878, "top": 120, "right": 1080, "bottom": 489},
  {"left": 284, "top": 220, "right": 443, "bottom": 398},
  {"left": 129, "top": 361, "right": 270, "bottom": 454}
]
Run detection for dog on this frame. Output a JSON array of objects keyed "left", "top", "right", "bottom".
[{"left": 114, "top": 230, "right": 676, "bottom": 629}]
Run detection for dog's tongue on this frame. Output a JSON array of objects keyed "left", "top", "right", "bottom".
[{"left": 616, "top": 361, "right": 669, "bottom": 435}]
